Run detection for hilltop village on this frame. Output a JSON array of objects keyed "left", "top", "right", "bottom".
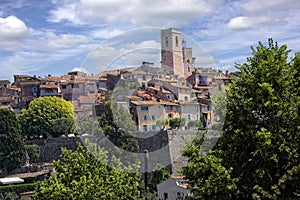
[{"left": 0, "top": 28, "right": 230, "bottom": 132}]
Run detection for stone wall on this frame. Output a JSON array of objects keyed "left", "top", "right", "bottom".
[{"left": 39, "top": 137, "right": 82, "bottom": 162}]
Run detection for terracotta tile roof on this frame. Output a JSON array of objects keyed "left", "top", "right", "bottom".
[
  {"left": 0, "top": 97, "right": 13, "bottom": 101},
  {"left": 147, "top": 87, "right": 172, "bottom": 94},
  {"left": 40, "top": 85, "right": 58, "bottom": 89},
  {"left": 131, "top": 100, "right": 178, "bottom": 106},
  {"left": 10, "top": 86, "right": 21, "bottom": 92}
]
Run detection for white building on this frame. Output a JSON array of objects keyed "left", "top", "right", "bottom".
[{"left": 157, "top": 176, "right": 190, "bottom": 200}]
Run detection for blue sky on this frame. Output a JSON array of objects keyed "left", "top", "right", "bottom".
[{"left": 0, "top": 0, "right": 300, "bottom": 81}]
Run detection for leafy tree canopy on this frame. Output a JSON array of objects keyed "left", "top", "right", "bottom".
[
  {"left": 33, "top": 142, "right": 142, "bottom": 200},
  {"left": 182, "top": 39, "right": 300, "bottom": 199},
  {"left": 156, "top": 119, "right": 168, "bottom": 130},
  {"left": 24, "top": 144, "right": 40, "bottom": 164},
  {"left": 18, "top": 96, "right": 75, "bottom": 138},
  {"left": 98, "top": 100, "right": 138, "bottom": 153},
  {"left": 169, "top": 118, "right": 186, "bottom": 130},
  {"left": 0, "top": 109, "right": 24, "bottom": 172}
]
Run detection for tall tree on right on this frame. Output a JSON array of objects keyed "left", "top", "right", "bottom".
[{"left": 182, "top": 39, "right": 300, "bottom": 199}]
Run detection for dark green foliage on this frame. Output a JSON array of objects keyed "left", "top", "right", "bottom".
[
  {"left": 0, "top": 109, "right": 24, "bottom": 172},
  {"left": 0, "top": 183, "right": 35, "bottom": 194},
  {"left": 149, "top": 164, "right": 171, "bottom": 193},
  {"left": 169, "top": 118, "right": 186, "bottom": 129},
  {"left": 33, "top": 144, "right": 142, "bottom": 200},
  {"left": 98, "top": 100, "right": 138, "bottom": 152},
  {"left": 51, "top": 118, "right": 75, "bottom": 137},
  {"left": 24, "top": 144, "right": 40, "bottom": 163},
  {"left": 18, "top": 96, "right": 74, "bottom": 138},
  {"left": 182, "top": 39, "right": 300, "bottom": 199}
]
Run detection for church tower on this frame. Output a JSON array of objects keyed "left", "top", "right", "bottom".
[{"left": 161, "top": 28, "right": 184, "bottom": 77}]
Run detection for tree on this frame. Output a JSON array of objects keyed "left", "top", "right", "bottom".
[
  {"left": 24, "top": 144, "right": 40, "bottom": 164},
  {"left": 33, "top": 143, "right": 142, "bottom": 200},
  {"left": 98, "top": 100, "right": 138, "bottom": 152},
  {"left": 187, "top": 120, "right": 202, "bottom": 130},
  {"left": 51, "top": 118, "right": 75, "bottom": 137},
  {"left": 169, "top": 118, "right": 186, "bottom": 130},
  {"left": 181, "top": 39, "right": 300, "bottom": 199},
  {"left": 0, "top": 109, "right": 24, "bottom": 172},
  {"left": 18, "top": 96, "right": 75, "bottom": 138},
  {"left": 148, "top": 164, "right": 171, "bottom": 193},
  {"left": 156, "top": 119, "right": 168, "bottom": 130}
]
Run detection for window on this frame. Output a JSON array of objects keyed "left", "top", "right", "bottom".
[
  {"left": 199, "top": 76, "right": 208, "bottom": 85},
  {"left": 188, "top": 67, "right": 190, "bottom": 72},
  {"left": 152, "top": 125, "right": 156, "bottom": 131},
  {"left": 142, "top": 115, "right": 148, "bottom": 120},
  {"left": 187, "top": 114, "right": 191, "bottom": 120},
  {"left": 151, "top": 115, "right": 156, "bottom": 120},
  {"left": 197, "top": 114, "right": 199, "bottom": 120},
  {"left": 167, "top": 105, "right": 172, "bottom": 110},
  {"left": 184, "top": 96, "right": 188, "bottom": 101},
  {"left": 141, "top": 106, "right": 148, "bottom": 111},
  {"left": 142, "top": 125, "right": 147, "bottom": 132},
  {"left": 61, "top": 85, "right": 66, "bottom": 89},
  {"left": 142, "top": 75, "right": 146, "bottom": 80},
  {"left": 141, "top": 82, "right": 146, "bottom": 89},
  {"left": 164, "top": 193, "right": 168, "bottom": 200},
  {"left": 165, "top": 37, "right": 169, "bottom": 47},
  {"left": 45, "top": 89, "right": 53, "bottom": 93},
  {"left": 168, "top": 113, "right": 173, "bottom": 118},
  {"left": 175, "top": 36, "right": 179, "bottom": 47}
]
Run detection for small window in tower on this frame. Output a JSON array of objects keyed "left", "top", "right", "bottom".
[
  {"left": 165, "top": 37, "right": 168, "bottom": 47},
  {"left": 176, "top": 36, "right": 179, "bottom": 47},
  {"left": 188, "top": 67, "right": 190, "bottom": 72}
]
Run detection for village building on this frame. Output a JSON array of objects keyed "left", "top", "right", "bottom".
[
  {"left": 157, "top": 175, "right": 190, "bottom": 200},
  {"left": 130, "top": 100, "right": 180, "bottom": 132}
]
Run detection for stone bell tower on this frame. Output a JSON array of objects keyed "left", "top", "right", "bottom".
[{"left": 161, "top": 28, "right": 184, "bottom": 77}]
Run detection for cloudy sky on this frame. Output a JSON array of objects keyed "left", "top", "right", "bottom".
[{"left": 0, "top": 0, "right": 300, "bottom": 81}]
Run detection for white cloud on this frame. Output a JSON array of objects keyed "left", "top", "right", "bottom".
[
  {"left": 45, "top": 32, "right": 90, "bottom": 50},
  {"left": 227, "top": 0, "right": 300, "bottom": 31},
  {"left": 0, "top": 16, "right": 30, "bottom": 50},
  {"left": 48, "top": 0, "right": 224, "bottom": 26},
  {"left": 91, "top": 29, "right": 125, "bottom": 39},
  {"left": 242, "top": 0, "right": 300, "bottom": 14},
  {"left": 227, "top": 16, "right": 277, "bottom": 30},
  {"left": 81, "top": 39, "right": 161, "bottom": 73}
]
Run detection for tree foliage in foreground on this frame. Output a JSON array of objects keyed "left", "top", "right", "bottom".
[
  {"left": 182, "top": 39, "right": 300, "bottom": 199},
  {"left": 18, "top": 96, "right": 75, "bottom": 138},
  {"left": 0, "top": 109, "right": 24, "bottom": 172},
  {"left": 33, "top": 143, "right": 141, "bottom": 200},
  {"left": 98, "top": 100, "right": 139, "bottom": 152}
]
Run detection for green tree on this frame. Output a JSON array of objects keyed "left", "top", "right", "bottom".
[
  {"left": 18, "top": 96, "right": 74, "bottom": 138},
  {"left": 187, "top": 120, "right": 202, "bottom": 130},
  {"left": 169, "top": 118, "right": 186, "bottom": 130},
  {"left": 156, "top": 119, "right": 168, "bottom": 130},
  {"left": 51, "top": 118, "right": 75, "bottom": 137},
  {"left": 98, "top": 100, "right": 138, "bottom": 152},
  {"left": 149, "top": 164, "right": 171, "bottom": 193},
  {"left": 24, "top": 144, "right": 40, "bottom": 163},
  {"left": 0, "top": 109, "right": 24, "bottom": 172},
  {"left": 33, "top": 143, "right": 142, "bottom": 200},
  {"left": 181, "top": 39, "right": 300, "bottom": 199}
]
